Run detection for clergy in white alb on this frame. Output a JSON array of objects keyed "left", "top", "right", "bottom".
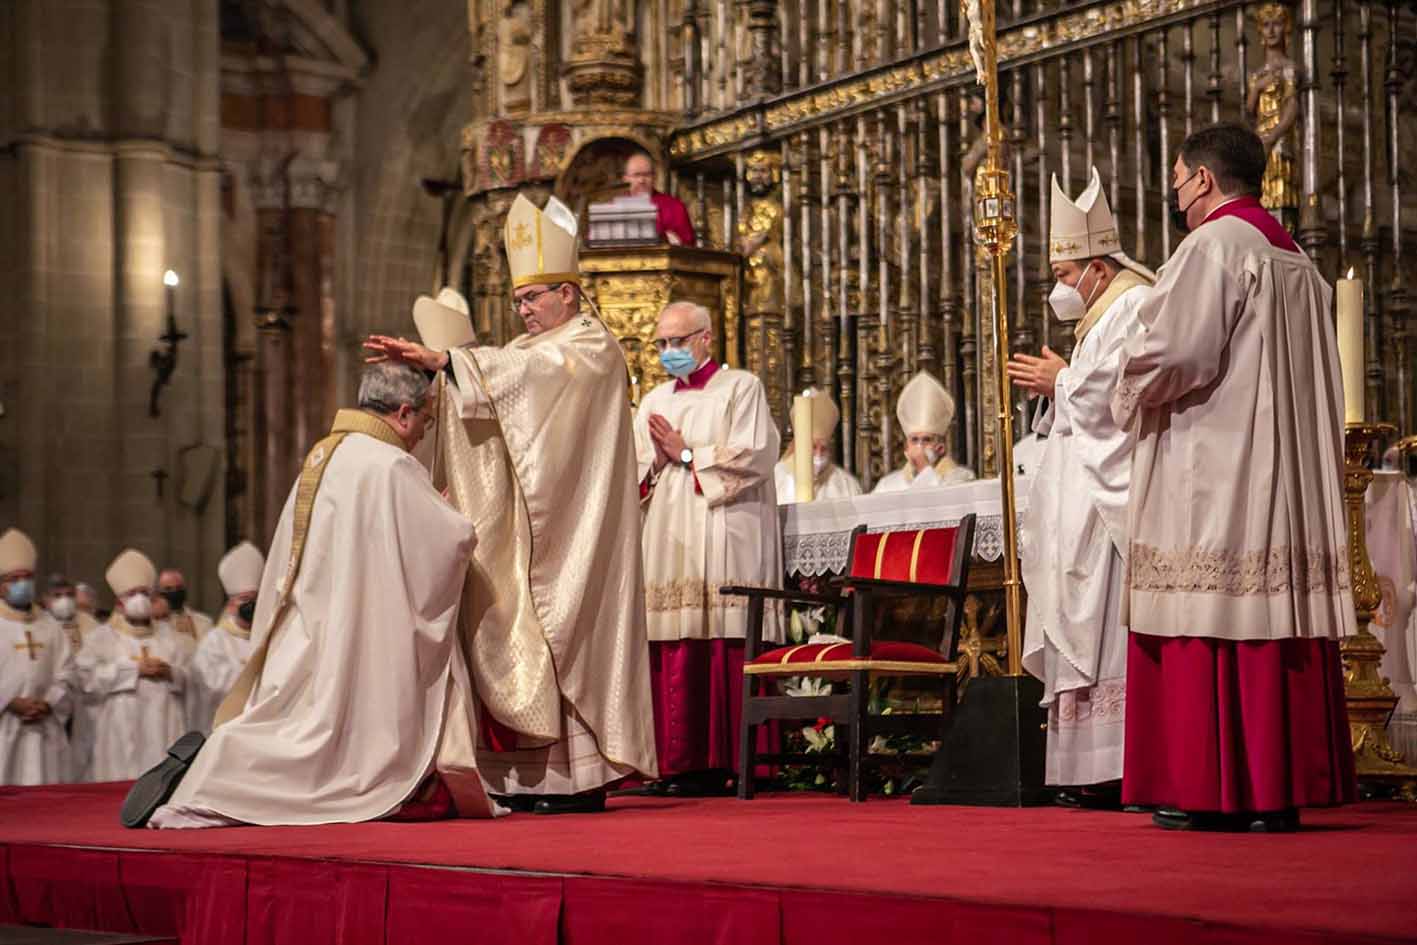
[
  {"left": 151, "top": 362, "right": 492, "bottom": 828},
  {"left": 1, "top": 529, "right": 75, "bottom": 785},
  {"left": 1008, "top": 166, "right": 1156, "bottom": 795},
  {"left": 45, "top": 573, "right": 99, "bottom": 782},
  {"left": 774, "top": 389, "right": 863, "bottom": 503},
  {"left": 635, "top": 301, "right": 782, "bottom": 794},
  {"left": 79, "top": 549, "right": 189, "bottom": 782},
  {"left": 873, "top": 371, "right": 976, "bottom": 493},
  {"left": 362, "top": 194, "right": 658, "bottom": 815},
  {"left": 183, "top": 542, "right": 262, "bottom": 735},
  {"left": 1111, "top": 124, "right": 1355, "bottom": 830},
  {"left": 158, "top": 568, "right": 213, "bottom": 649}
]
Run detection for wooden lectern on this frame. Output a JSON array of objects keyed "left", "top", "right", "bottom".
[{"left": 580, "top": 245, "right": 741, "bottom": 401}]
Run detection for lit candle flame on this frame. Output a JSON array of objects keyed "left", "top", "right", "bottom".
[
  {"left": 1346, "top": 267, "right": 1355, "bottom": 280},
  {"left": 163, "top": 270, "right": 179, "bottom": 287}
]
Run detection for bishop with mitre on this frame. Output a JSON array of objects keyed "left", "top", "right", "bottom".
[
  {"left": 774, "top": 389, "right": 862, "bottom": 503},
  {"left": 873, "top": 372, "right": 975, "bottom": 493},
  {"left": 1009, "top": 167, "right": 1156, "bottom": 804},
  {"left": 183, "top": 541, "right": 263, "bottom": 734},
  {"left": 365, "top": 193, "right": 658, "bottom": 815},
  {"left": 1, "top": 528, "right": 75, "bottom": 785}
]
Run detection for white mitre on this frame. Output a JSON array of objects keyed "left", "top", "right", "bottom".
[
  {"left": 807, "top": 389, "right": 841, "bottom": 441},
  {"left": 218, "top": 541, "right": 265, "bottom": 598},
  {"left": 896, "top": 371, "right": 955, "bottom": 437},
  {"left": 0, "top": 528, "right": 37, "bottom": 576},
  {"left": 505, "top": 193, "right": 580, "bottom": 290},
  {"left": 412, "top": 287, "right": 476, "bottom": 351},
  {"left": 1050, "top": 167, "right": 1156, "bottom": 285},
  {"left": 106, "top": 548, "right": 157, "bottom": 597}
]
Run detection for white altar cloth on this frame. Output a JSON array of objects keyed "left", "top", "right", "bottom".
[{"left": 780, "top": 477, "right": 1032, "bottom": 576}]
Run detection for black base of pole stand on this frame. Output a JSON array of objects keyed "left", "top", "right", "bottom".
[{"left": 910, "top": 674, "right": 1049, "bottom": 807}]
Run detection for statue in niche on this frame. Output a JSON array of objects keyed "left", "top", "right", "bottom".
[
  {"left": 1246, "top": 1, "right": 1299, "bottom": 228},
  {"left": 737, "top": 150, "right": 784, "bottom": 316},
  {"left": 571, "top": 0, "right": 630, "bottom": 38},
  {"left": 498, "top": 0, "right": 533, "bottom": 113}
]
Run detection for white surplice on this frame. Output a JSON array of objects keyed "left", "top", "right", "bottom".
[
  {"left": 1, "top": 604, "right": 74, "bottom": 785},
  {"left": 1021, "top": 275, "right": 1151, "bottom": 786},
  {"left": 183, "top": 614, "right": 253, "bottom": 735},
  {"left": 872, "top": 458, "right": 976, "bottom": 493},
  {"left": 78, "top": 616, "right": 189, "bottom": 782},
  {"left": 774, "top": 459, "right": 863, "bottom": 504},
  {"left": 60, "top": 612, "right": 99, "bottom": 782},
  {"left": 1111, "top": 211, "right": 1354, "bottom": 643},
  {"left": 635, "top": 367, "right": 784, "bottom": 643},
  {"left": 153, "top": 417, "right": 487, "bottom": 826}
]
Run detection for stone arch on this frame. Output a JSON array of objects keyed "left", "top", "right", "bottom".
[{"left": 553, "top": 132, "right": 665, "bottom": 224}]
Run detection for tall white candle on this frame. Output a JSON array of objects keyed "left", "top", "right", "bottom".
[
  {"left": 1336, "top": 268, "right": 1365, "bottom": 424},
  {"left": 792, "top": 393, "right": 814, "bottom": 503}
]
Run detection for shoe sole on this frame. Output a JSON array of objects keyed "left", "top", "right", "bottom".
[{"left": 120, "top": 731, "right": 205, "bottom": 829}]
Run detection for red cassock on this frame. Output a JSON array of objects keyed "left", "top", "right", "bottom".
[
  {"left": 651, "top": 191, "right": 697, "bottom": 247},
  {"left": 1121, "top": 198, "right": 1356, "bottom": 815}
]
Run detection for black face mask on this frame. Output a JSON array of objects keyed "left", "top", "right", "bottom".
[
  {"left": 1168, "top": 170, "right": 1202, "bottom": 234},
  {"left": 237, "top": 600, "right": 257, "bottom": 625},
  {"left": 161, "top": 588, "right": 187, "bottom": 611}
]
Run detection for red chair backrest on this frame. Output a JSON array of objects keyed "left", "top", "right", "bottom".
[{"left": 847, "top": 525, "right": 968, "bottom": 587}]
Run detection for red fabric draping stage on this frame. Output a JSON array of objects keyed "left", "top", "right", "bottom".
[{"left": 2, "top": 782, "right": 1415, "bottom": 945}]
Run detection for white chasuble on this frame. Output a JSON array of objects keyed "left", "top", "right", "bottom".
[
  {"left": 774, "top": 460, "right": 863, "bottom": 504},
  {"left": 635, "top": 368, "right": 784, "bottom": 643},
  {"left": 1, "top": 604, "right": 74, "bottom": 785},
  {"left": 872, "top": 458, "right": 976, "bottom": 494},
  {"left": 154, "top": 411, "right": 489, "bottom": 826},
  {"left": 1021, "top": 273, "right": 1151, "bottom": 786},
  {"left": 79, "top": 615, "right": 189, "bottom": 782},
  {"left": 183, "top": 615, "right": 253, "bottom": 735},
  {"left": 441, "top": 314, "right": 658, "bottom": 793},
  {"left": 1112, "top": 214, "right": 1354, "bottom": 642}
]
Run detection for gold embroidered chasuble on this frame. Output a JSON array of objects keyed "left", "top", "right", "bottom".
[
  {"left": 1111, "top": 213, "right": 1355, "bottom": 642},
  {"left": 441, "top": 313, "right": 658, "bottom": 782}
]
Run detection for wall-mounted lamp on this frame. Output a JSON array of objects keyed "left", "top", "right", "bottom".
[{"left": 149, "top": 270, "right": 189, "bottom": 418}]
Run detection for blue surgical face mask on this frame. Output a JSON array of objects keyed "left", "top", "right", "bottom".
[
  {"left": 5, "top": 578, "right": 35, "bottom": 610},
  {"left": 659, "top": 348, "right": 699, "bottom": 379}
]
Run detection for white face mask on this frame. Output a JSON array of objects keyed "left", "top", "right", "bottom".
[
  {"left": 812, "top": 453, "right": 829, "bottom": 475},
  {"left": 1048, "top": 264, "right": 1103, "bottom": 323},
  {"left": 123, "top": 593, "right": 152, "bottom": 621},
  {"left": 924, "top": 446, "right": 943, "bottom": 465},
  {"left": 49, "top": 596, "right": 76, "bottom": 621}
]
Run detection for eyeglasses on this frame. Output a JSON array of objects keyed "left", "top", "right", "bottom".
[
  {"left": 652, "top": 328, "right": 706, "bottom": 352},
  {"left": 512, "top": 284, "right": 564, "bottom": 314}
]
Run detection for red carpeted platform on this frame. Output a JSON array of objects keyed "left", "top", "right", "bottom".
[{"left": 2, "top": 781, "right": 1414, "bottom": 945}]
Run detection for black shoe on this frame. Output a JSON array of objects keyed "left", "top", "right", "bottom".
[
  {"left": 490, "top": 793, "right": 538, "bottom": 813},
  {"left": 1054, "top": 783, "right": 1123, "bottom": 810},
  {"left": 662, "top": 770, "right": 735, "bottom": 798},
  {"left": 1247, "top": 808, "right": 1301, "bottom": 833},
  {"left": 532, "top": 789, "right": 607, "bottom": 815},
  {"left": 1151, "top": 808, "right": 1252, "bottom": 832},
  {"left": 120, "top": 731, "right": 205, "bottom": 828}
]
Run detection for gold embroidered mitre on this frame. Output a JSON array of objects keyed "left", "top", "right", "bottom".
[
  {"left": 1050, "top": 166, "right": 1155, "bottom": 285},
  {"left": 105, "top": 548, "right": 156, "bottom": 597},
  {"left": 0, "top": 528, "right": 37, "bottom": 576},
  {"left": 504, "top": 193, "right": 580, "bottom": 290},
  {"left": 806, "top": 389, "right": 841, "bottom": 441},
  {"left": 897, "top": 371, "right": 955, "bottom": 437}
]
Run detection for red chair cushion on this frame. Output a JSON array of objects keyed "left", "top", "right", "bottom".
[
  {"left": 847, "top": 527, "right": 962, "bottom": 586},
  {"left": 744, "top": 640, "right": 954, "bottom": 675}
]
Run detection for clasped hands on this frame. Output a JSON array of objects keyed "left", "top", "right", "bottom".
[
  {"left": 647, "top": 414, "right": 688, "bottom": 472},
  {"left": 1005, "top": 346, "right": 1067, "bottom": 399},
  {"left": 137, "top": 656, "right": 172, "bottom": 680},
  {"left": 6, "top": 696, "right": 52, "bottom": 722}
]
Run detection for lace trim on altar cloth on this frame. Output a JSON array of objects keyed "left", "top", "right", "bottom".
[
  {"left": 1127, "top": 542, "right": 1351, "bottom": 596},
  {"left": 782, "top": 511, "right": 1015, "bottom": 576},
  {"left": 645, "top": 577, "right": 753, "bottom": 612}
]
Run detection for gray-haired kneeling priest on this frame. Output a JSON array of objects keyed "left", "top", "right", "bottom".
[{"left": 133, "top": 360, "right": 494, "bottom": 827}]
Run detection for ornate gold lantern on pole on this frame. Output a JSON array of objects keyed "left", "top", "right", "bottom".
[{"left": 912, "top": 0, "right": 1045, "bottom": 808}]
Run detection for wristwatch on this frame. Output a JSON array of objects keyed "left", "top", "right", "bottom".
[{"left": 679, "top": 447, "right": 694, "bottom": 467}]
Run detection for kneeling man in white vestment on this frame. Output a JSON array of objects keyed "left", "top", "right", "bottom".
[
  {"left": 149, "top": 361, "right": 492, "bottom": 827},
  {"left": 1008, "top": 167, "right": 1155, "bottom": 805}
]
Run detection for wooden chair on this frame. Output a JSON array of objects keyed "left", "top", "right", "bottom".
[{"left": 721, "top": 515, "right": 977, "bottom": 802}]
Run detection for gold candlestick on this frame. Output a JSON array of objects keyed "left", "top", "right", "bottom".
[{"left": 1339, "top": 421, "right": 1417, "bottom": 796}]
